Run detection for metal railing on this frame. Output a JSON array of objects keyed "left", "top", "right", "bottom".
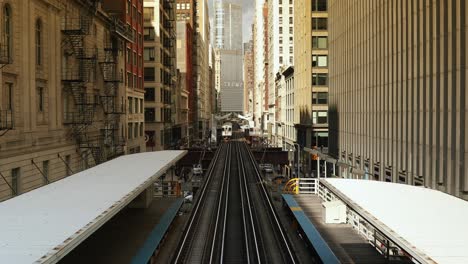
[{"left": 283, "top": 178, "right": 319, "bottom": 194}]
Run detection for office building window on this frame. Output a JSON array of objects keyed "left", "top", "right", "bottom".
[
  {"left": 312, "top": 36, "right": 328, "bottom": 49},
  {"left": 4, "top": 4, "right": 12, "bottom": 60},
  {"left": 35, "top": 19, "right": 42, "bottom": 66},
  {"left": 279, "top": 7, "right": 282, "bottom": 14},
  {"left": 42, "top": 160, "right": 49, "bottom": 184},
  {"left": 144, "top": 67, "right": 155, "bottom": 81},
  {"left": 11, "top": 167, "right": 19, "bottom": 195},
  {"left": 289, "top": 17, "right": 293, "bottom": 25},
  {"left": 145, "top": 87, "right": 156, "bottom": 102},
  {"left": 312, "top": 111, "right": 328, "bottom": 124},
  {"left": 128, "top": 123, "right": 132, "bottom": 139},
  {"left": 143, "top": 7, "right": 153, "bottom": 21},
  {"left": 37, "top": 87, "right": 44, "bottom": 112},
  {"left": 312, "top": 0, "right": 327, "bottom": 11},
  {"left": 279, "top": 27, "right": 283, "bottom": 34},
  {"left": 312, "top": 18, "right": 327, "bottom": 30},
  {"left": 312, "top": 73, "right": 328, "bottom": 86},
  {"left": 312, "top": 55, "right": 328, "bottom": 67},
  {"left": 144, "top": 27, "right": 155, "bottom": 40},
  {"left": 145, "top": 108, "right": 155, "bottom": 122},
  {"left": 144, "top": 47, "right": 155, "bottom": 61},
  {"left": 312, "top": 92, "right": 328, "bottom": 104},
  {"left": 128, "top": 97, "right": 133, "bottom": 113},
  {"left": 134, "top": 123, "right": 138, "bottom": 138}
]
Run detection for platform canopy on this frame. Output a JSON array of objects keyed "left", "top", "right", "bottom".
[
  {"left": 322, "top": 178, "right": 468, "bottom": 264},
  {"left": 0, "top": 150, "right": 186, "bottom": 264}
]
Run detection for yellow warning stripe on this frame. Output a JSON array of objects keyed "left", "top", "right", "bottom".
[{"left": 290, "top": 207, "right": 302, "bottom": 211}]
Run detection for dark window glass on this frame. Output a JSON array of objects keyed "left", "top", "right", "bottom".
[
  {"left": 144, "top": 67, "right": 155, "bottom": 81},
  {"left": 312, "top": 0, "right": 327, "bottom": 11},
  {"left": 144, "top": 108, "right": 155, "bottom": 122},
  {"left": 312, "top": 73, "right": 328, "bottom": 86},
  {"left": 144, "top": 87, "right": 155, "bottom": 101},
  {"left": 312, "top": 18, "right": 327, "bottom": 30}
]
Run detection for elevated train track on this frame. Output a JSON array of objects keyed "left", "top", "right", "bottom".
[{"left": 173, "top": 141, "right": 297, "bottom": 263}]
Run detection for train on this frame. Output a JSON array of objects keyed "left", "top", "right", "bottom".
[{"left": 221, "top": 122, "right": 233, "bottom": 140}]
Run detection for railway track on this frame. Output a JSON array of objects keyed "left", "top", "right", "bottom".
[{"left": 172, "top": 141, "right": 297, "bottom": 264}]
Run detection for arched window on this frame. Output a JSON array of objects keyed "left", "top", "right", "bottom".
[
  {"left": 3, "top": 4, "right": 12, "bottom": 60},
  {"left": 35, "top": 19, "right": 42, "bottom": 65}
]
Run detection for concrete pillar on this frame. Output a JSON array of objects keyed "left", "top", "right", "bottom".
[{"left": 129, "top": 186, "right": 154, "bottom": 209}]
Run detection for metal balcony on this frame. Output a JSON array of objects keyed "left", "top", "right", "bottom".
[
  {"left": 61, "top": 17, "right": 92, "bottom": 35},
  {"left": 110, "top": 18, "right": 134, "bottom": 43}
]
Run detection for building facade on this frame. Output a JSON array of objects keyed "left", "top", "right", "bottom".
[
  {"left": 143, "top": 0, "right": 176, "bottom": 150},
  {"left": 267, "top": 0, "right": 294, "bottom": 146},
  {"left": 0, "top": 0, "right": 133, "bottom": 201},
  {"left": 294, "top": 0, "right": 328, "bottom": 150},
  {"left": 281, "top": 66, "right": 295, "bottom": 151},
  {"left": 328, "top": 0, "right": 468, "bottom": 200},
  {"left": 214, "top": 1, "right": 242, "bottom": 51},
  {"left": 243, "top": 40, "right": 254, "bottom": 115},
  {"left": 103, "top": 0, "right": 146, "bottom": 154}
]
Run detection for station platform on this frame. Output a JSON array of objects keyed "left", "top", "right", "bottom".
[
  {"left": 282, "top": 194, "right": 393, "bottom": 264},
  {"left": 0, "top": 151, "right": 186, "bottom": 264},
  {"left": 60, "top": 197, "right": 183, "bottom": 264}
]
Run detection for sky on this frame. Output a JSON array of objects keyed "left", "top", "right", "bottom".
[{"left": 208, "top": 0, "right": 255, "bottom": 43}]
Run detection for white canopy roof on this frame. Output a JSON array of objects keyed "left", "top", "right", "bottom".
[
  {"left": 322, "top": 178, "right": 468, "bottom": 264},
  {"left": 0, "top": 151, "right": 186, "bottom": 264}
]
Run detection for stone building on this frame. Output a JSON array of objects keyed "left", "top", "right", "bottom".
[
  {"left": 0, "top": 0, "right": 133, "bottom": 201},
  {"left": 328, "top": 0, "right": 468, "bottom": 200}
]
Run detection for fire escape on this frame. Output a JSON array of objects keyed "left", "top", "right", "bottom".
[
  {"left": 0, "top": 37, "right": 13, "bottom": 135},
  {"left": 61, "top": 0, "right": 131, "bottom": 165},
  {"left": 98, "top": 17, "right": 133, "bottom": 160},
  {"left": 163, "top": 0, "right": 176, "bottom": 148}
]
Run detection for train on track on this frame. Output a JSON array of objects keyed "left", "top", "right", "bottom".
[{"left": 221, "top": 122, "right": 232, "bottom": 140}]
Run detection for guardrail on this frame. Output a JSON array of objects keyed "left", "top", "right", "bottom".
[{"left": 283, "top": 178, "right": 319, "bottom": 194}]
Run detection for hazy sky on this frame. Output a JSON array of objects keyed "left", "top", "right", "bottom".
[{"left": 208, "top": 0, "right": 255, "bottom": 43}]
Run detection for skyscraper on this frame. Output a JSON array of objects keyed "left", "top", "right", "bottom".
[
  {"left": 215, "top": 1, "right": 243, "bottom": 113},
  {"left": 328, "top": 0, "right": 468, "bottom": 200}
]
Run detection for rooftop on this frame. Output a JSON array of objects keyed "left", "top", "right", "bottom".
[{"left": 0, "top": 151, "right": 186, "bottom": 264}]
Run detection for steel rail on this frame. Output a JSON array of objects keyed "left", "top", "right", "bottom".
[
  {"left": 237, "top": 142, "right": 262, "bottom": 263},
  {"left": 218, "top": 143, "right": 231, "bottom": 262},
  {"left": 242, "top": 142, "right": 297, "bottom": 263},
  {"left": 173, "top": 143, "right": 225, "bottom": 263},
  {"left": 209, "top": 143, "right": 231, "bottom": 263}
]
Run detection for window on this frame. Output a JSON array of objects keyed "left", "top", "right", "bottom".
[
  {"left": 144, "top": 27, "right": 155, "bottom": 40},
  {"left": 4, "top": 4, "right": 12, "bottom": 60},
  {"left": 140, "top": 123, "right": 143, "bottom": 136},
  {"left": 312, "top": 0, "right": 327, "bottom": 11},
  {"left": 144, "top": 47, "right": 155, "bottom": 61},
  {"left": 312, "top": 18, "right": 327, "bottom": 30},
  {"left": 127, "top": 72, "right": 132, "bottom": 86},
  {"left": 127, "top": 0, "right": 131, "bottom": 14},
  {"left": 35, "top": 19, "right": 42, "bottom": 66},
  {"left": 11, "top": 167, "right": 19, "bottom": 195},
  {"left": 42, "top": 160, "right": 49, "bottom": 184},
  {"left": 145, "top": 87, "right": 156, "bottom": 102},
  {"left": 128, "top": 97, "right": 133, "bottom": 113},
  {"left": 313, "top": 111, "right": 328, "bottom": 124},
  {"left": 289, "top": 7, "right": 293, "bottom": 14},
  {"left": 312, "top": 73, "right": 328, "bottom": 86},
  {"left": 144, "top": 67, "right": 155, "bottom": 81},
  {"left": 312, "top": 55, "right": 328, "bottom": 67},
  {"left": 279, "top": 17, "right": 283, "bottom": 24},
  {"left": 279, "top": 36, "right": 283, "bottom": 44},
  {"left": 279, "top": 7, "right": 282, "bottom": 14},
  {"left": 289, "top": 27, "right": 293, "bottom": 34},
  {"left": 145, "top": 108, "right": 155, "bottom": 122},
  {"left": 279, "top": 56, "right": 283, "bottom": 64},
  {"left": 134, "top": 123, "right": 138, "bottom": 138},
  {"left": 65, "top": 155, "right": 72, "bottom": 176},
  {"left": 4, "top": 82, "right": 13, "bottom": 110},
  {"left": 127, "top": 48, "right": 131, "bottom": 63},
  {"left": 140, "top": 99, "right": 143, "bottom": 113},
  {"left": 133, "top": 51, "right": 137, "bottom": 65},
  {"left": 312, "top": 36, "right": 328, "bottom": 49},
  {"left": 128, "top": 123, "right": 132, "bottom": 139},
  {"left": 312, "top": 92, "right": 328, "bottom": 104},
  {"left": 37, "top": 87, "right": 44, "bottom": 112},
  {"left": 289, "top": 17, "right": 293, "bottom": 25},
  {"left": 279, "top": 46, "right": 283, "bottom": 54}
]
